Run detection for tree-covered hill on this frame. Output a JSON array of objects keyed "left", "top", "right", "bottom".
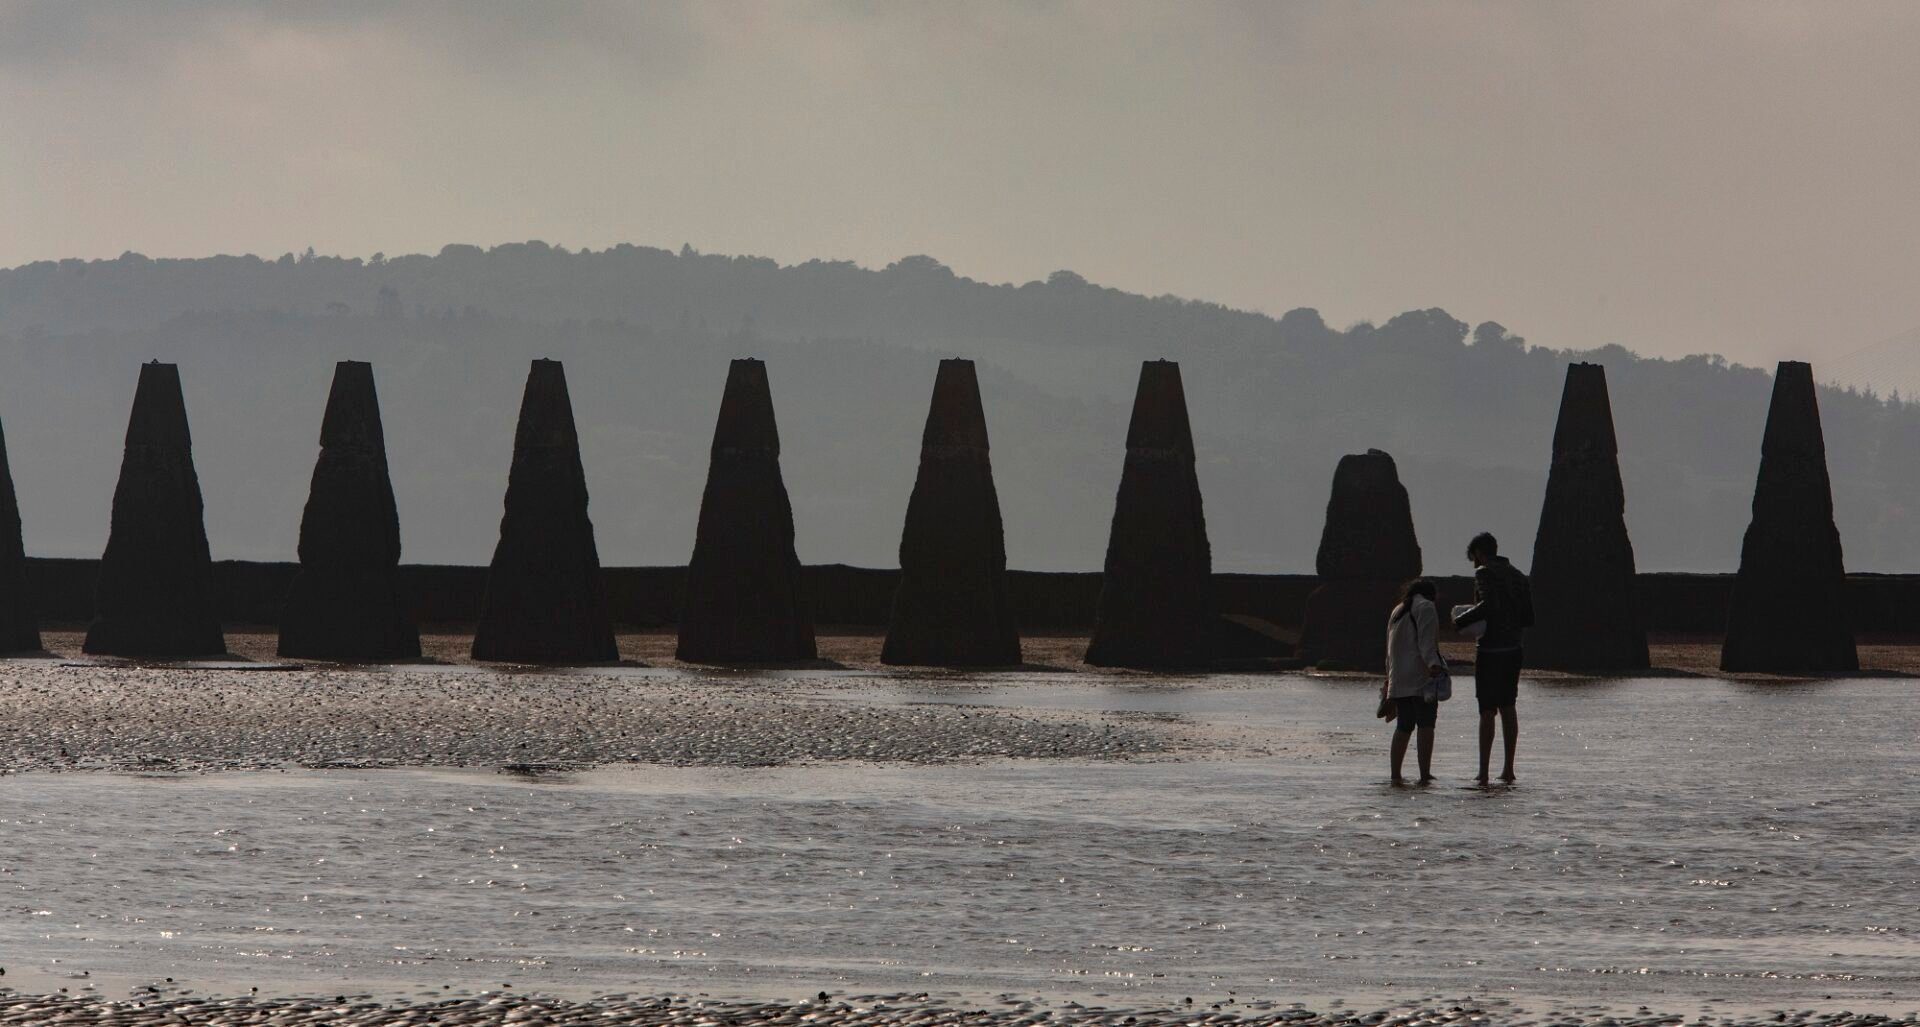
[{"left": 0, "top": 243, "right": 1912, "bottom": 573}]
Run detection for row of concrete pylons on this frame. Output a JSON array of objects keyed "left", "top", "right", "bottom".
[
  {"left": 1292, "top": 359, "right": 1855, "bottom": 674},
  {"left": 0, "top": 355, "right": 1860, "bottom": 673}
]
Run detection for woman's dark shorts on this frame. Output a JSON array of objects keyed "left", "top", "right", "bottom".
[
  {"left": 1393, "top": 696, "right": 1437, "bottom": 731},
  {"left": 1475, "top": 647, "right": 1524, "bottom": 712}
]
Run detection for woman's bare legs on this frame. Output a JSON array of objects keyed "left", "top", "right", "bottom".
[{"left": 1416, "top": 723, "right": 1435, "bottom": 783}]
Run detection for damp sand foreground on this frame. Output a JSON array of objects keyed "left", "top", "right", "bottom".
[{"left": 0, "top": 653, "right": 1915, "bottom": 1026}]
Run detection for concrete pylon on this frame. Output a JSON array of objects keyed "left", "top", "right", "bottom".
[
  {"left": 1085, "top": 360, "right": 1213, "bottom": 668},
  {"left": 84, "top": 362, "right": 225, "bottom": 657},
  {"left": 1528, "top": 363, "right": 1649, "bottom": 670},
  {"left": 471, "top": 359, "right": 617, "bottom": 663},
  {"left": 0, "top": 414, "right": 39, "bottom": 653},
  {"left": 882, "top": 359, "right": 1021, "bottom": 666},
  {"left": 1721, "top": 361, "right": 1858, "bottom": 672},
  {"left": 278, "top": 361, "right": 420, "bottom": 661},
  {"left": 676, "top": 359, "right": 816, "bottom": 663},
  {"left": 1297, "top": 449, "right": 1422, "bottom": 671}
]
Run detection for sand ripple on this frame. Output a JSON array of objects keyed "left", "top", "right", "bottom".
[
  {"left": 0, "top": 664, "right": 1175, "bottom": 774},
  {"left": 1, "top": 991, "right": 1913, "bottom": 1027}
]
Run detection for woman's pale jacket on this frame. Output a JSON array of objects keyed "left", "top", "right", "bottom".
[{"left": 1385, "top": 595, "right": 1443, "bottom": 699}]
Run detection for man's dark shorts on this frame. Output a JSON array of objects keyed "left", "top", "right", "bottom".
[
  {"left": 1393, "top": 696, "right": 1437, "bottom": 731},
  {"left": 1475, "top": 647, "right": 1523, "bottom": 713}
]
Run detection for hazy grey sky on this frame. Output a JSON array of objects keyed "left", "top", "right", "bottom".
[{"left": 2, "top": 1, "right": 1917, "bottom": 365}]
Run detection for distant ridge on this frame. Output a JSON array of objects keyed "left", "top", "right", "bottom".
[
  {"left": 1821, "top": 326, "right": 1920, "bottom": 403},
  {"left": 0, "top": 244, "right": 1275, "bottom": 355}
]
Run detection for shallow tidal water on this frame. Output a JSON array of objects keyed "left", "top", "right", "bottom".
[{"left": 1, "top": 671, "right": 1917, "bottom": 1016}]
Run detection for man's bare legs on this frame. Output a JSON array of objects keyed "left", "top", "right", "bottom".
[
  {"left": 1477, "top": 707, "right": 1518, "bottom": 783},
  {"left": 1499, "top": 705, "right": 1517, "bottom": 781},
  {"left": 1477, "top": 710, "right": 1495, "bottom": 783}
]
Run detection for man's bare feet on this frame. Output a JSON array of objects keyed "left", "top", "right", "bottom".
[
  {"left": 1418, "top": 775, "right": 1435, "bottom": 786},
  {"left": 1474, "top": 772, "right": 1489, "bottom": 784},
  {"left": 1499, "top": 770, "right": 1516, "bottom": 783},
  {"left": 1391, "top": 776, "right": 1409, "bottom": 787}
]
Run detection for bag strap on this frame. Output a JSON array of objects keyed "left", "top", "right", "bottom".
[{"left": 1412, "top": 598, "right": 1438, "bottom": 667}]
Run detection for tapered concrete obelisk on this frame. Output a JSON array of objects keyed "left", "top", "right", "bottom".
[
  {"left": 1721, "top": 361, "right": 1858, "bottom": 673},
  {"left": 0, "top": 414, "right": 40, "bottom": 653},
  {"left": 471, "top": 359, "right": 617, "bottom": 663},
  {"left": 1085, "top": 360, "right": 1213, "bottom": 668},
  {"left": 1297, "top": 449, "right": 1421, "bottom": 671},
  {"left": 677, "top": 359, "right": 816, "bottom": 663},
  {"left": 278, "top": 361, "right": 420, "bottom": 661},
  {"left": 84, "top": 362, "right": 225, "bottom": 657},
  {"left": 1528, "top": 363, "right": 1649, "bottom": 670},
  {"left": 882, "top": 359, "right": 1021, "bottom": 666}
]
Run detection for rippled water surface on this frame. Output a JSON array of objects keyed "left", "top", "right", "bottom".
[{"left": 3, "top": 673, "right": 1917, "bottom": 1013}]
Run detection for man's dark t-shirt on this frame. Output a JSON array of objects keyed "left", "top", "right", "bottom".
[{"left": 1454, "top": 556, "right": 1534, "bottom": 652}]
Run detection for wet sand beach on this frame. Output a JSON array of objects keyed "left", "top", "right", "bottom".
[
  {"left": 2, "top": 640, "right": 1916, "bottom": 1024},
  {"left": 490, "top": 629, "right": 1920, "bottom": 680},
  {"left": 43, "top": 628, "right": 1920, "bottom": 677}
]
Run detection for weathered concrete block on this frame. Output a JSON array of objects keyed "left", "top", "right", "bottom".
[
  {"left": 0, "top": 414, "right": 40, "bottom": 653},
  {"left": 1299, "top": 579, "right": 1406, "bottom": 672},
  {"left": 1528, "top": 363, "right": 1649, "bottom": 670},
  {"left": 1313, "top": 449, "right": 1422, "bottom": 582},
  {"left": 84, "top": 362, "right": 225, "bottom": 657},
  {"left": 1721, "top": 361, "right": 1858, "bottom": 672},
  {"left": 1085, "top": 360, "right": 1214, "bottom": 668},
  {"left": 472, "top": 359, "right": 617, "bottom": 663},
  {"left": 278, "top": 361, "right": 421, "bottom": 661},
  {"left": 1297, "top": 449, "right": 1421, "bottom": 671},
  {"left": 677, "top": 359, "right": 816, "bottom": 663},
  {"left": 882, "top": 359, "right": 1021, "bottom": 666}
]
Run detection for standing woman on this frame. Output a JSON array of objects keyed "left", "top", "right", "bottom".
[{"left": 1383, "top": 578, "right": 1445, "bottom": 785}]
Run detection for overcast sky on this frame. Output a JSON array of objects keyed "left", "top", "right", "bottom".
[{"left": 2, "top": 1, "right": 1917, "bottom": 365}]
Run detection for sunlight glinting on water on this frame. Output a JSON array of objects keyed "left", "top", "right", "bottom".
[{"left": 0, "top": 673, "right": 1914, "bottom": 1012}]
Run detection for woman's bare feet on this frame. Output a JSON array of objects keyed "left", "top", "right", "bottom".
[
  {"left": 1474, "top": 772, "right": 1489, "bottom": 784},
  {"left": 1499, "top": 769, "right": 1517, "bottom": 783}
]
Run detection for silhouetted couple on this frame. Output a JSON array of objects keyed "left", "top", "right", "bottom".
[{"left": 1382, "top": 532, "right": 1533, "bottom": 786}]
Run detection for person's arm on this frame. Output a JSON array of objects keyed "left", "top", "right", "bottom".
[
  {"left": 1415, "top": 600, "right": 1443, "bottom": 671},
  {"left": 1385, "top": 613, "right": 1397, "bottom": 687},
  {"left": 1452, "top": 568, "right": 1493, "bottom": 630}
]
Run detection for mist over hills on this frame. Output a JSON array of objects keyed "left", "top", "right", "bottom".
[
  {"left": 1822, "top": 326, "right": 1920, "bottom": 405},
  {"left": 0, "top": 242, "right": 1915, "bottom": 574}
]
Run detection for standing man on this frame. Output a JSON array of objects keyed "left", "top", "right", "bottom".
[{"left": 1452, "top": 532, "right": 1532, "bottom": 784}]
